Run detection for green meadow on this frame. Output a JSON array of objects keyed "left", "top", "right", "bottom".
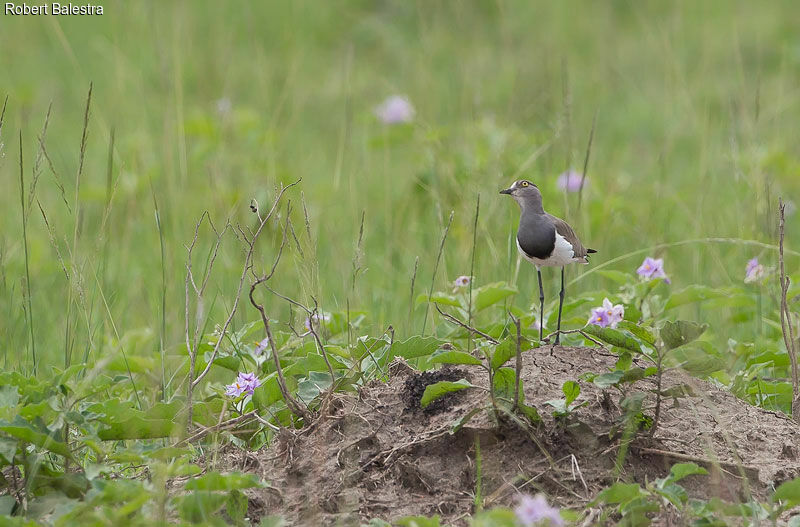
[{"left": 1, "top": 1, "right": 800, "bottom": 524}]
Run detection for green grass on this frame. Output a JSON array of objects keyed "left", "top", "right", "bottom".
[{"left": 1, "top": 1, "right": 798, "bottom": 380}]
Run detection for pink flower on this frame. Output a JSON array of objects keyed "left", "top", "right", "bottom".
[
  {"left": 225, "top": 372, "right": 261, "bottom": 397},
  {"left": 254, "top": 338, "right": 269, "bottom": 355},
  {"left": 636, "top": 257, "right": 670, "bottom": 283},
  {"left": 304, "top": 312, "right": 330, "bottom": 332},
  {"left": 556, "top": 170, "right": 586, "bottom": 193},
  {"left": 374, "top": 95, "right": 415, "bottom": 124},
  {"left": 453, "top": 275, "right": 472, "bottom": 288},
  {"left": 514, "top": 493, "right": 564, "bottom": 527},
  {"left": 744, "top": 258, "right": 766, "bottom": 283},
  {"left": 588, "top": 298, "right": 624, "bottom": 329}
]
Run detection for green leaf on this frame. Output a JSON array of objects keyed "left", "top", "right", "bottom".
[
  {"left": 393, "top": 336, "right": 448, "bottom": 360},
  {"left": 252, "top": 373, "right": 297, "bottom": 410},
  {"left": 395, "top": 516, "right": 442, "bottom": 527},
  {"left": 420, "top": 380, "right": 474, "bottom": 408},
  {"left": 416, "top": 293, "right": 460, "bottom": 308},
  {"left": 0, "top": 437, "right": 17, "bottom": 465},
  {"left": 449, "top": 407, "right": 483, "bottom": 434},
  {"left": 670, "top": 342, "right": 724, "bottom": 376},
  {"left": 185, "top": 471, "right": 263, "bottom": 491},
  {"left": 490, "top": 337, "right": 533, "bottom": 371},
  {"left": 668, "top": 462, "right": 708, "bottom": 482},
  {"left": 665, "top": 285, "right": 727, "bottom": 310},
  {"left": 227, "top": 489, "right": 248, "bottom": 525},
  {"left": 0, "top": 417, "right": 72, "bottom": 459},
  {"left": 592, "top": 371, "right": 625, "bottom": 388},
  {"left": 492, "top": 368, "right": 520, "bottom": 400},
  {"left": 595, "top": 482, "right": 646, "bottom": 505},
  {"left": 175, "top": 491, "right": 227, "bottom": 523},
  {"left": 617, "top": 321, "right": 657, "bottom": 348},
  {"left": 473, "top": 282, "right": 517, "bottom": 311},
  {"left": 616, "top": 352, "right": 633, "bottom": 371},
  {"left": 774, "top": 477, "right": 800, "bottom": 506},
  {"left": 562, "top": 381, "right": 580, "bottom": 406},
  {"left": 660, "top": 321, "right": 708, "bottom": 351},
  {"left": 517, "top": 402, "right": 541, "bottom": 424},
  {"left": 430, "top": 350, "right": 483, "bottom": 366},
  {"left": 582, "top": 325, "right": 642, "bottom": 353},
  {"left": 94, "top": 402, "right": 184, "bottom": 440},
  {"left": 0, "top": 385, "right": 20, "bottom": 409}
]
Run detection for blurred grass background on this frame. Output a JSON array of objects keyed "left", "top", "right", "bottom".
[{"left": 1, "top": 0, "right": 798, "bottom": 372}]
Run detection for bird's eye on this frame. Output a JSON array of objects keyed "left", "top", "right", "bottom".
[{"left": 521, "top": 181, "right": 529, "bottom": 187}]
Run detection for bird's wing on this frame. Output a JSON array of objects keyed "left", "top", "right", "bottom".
[{"left": 547, "top": 214, "right": 589, "bottom": 258}]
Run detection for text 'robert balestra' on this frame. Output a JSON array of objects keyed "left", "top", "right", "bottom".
[{"left": 5, "top": 3, "right": 104, "bottom": 15}]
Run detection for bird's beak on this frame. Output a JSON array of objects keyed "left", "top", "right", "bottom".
[{"left": 499, "top": 188, "right": 514, "bottom": 195}]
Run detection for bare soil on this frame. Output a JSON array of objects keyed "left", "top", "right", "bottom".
[{"left": 221, "top": 346, "right": 800, "bottom": 526}]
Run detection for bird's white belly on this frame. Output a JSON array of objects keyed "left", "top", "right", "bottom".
[{"left": 517, "top": 233, "right": 582, "bottom": 267}]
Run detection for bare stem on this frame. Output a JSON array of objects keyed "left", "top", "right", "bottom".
[
  {"left": 510, "top": 313, "right": 523, "bottom": 410},
  {"left": 778, "top": 199, "right": 799, "bottom": 420},
  {"left": 421, "top": 210, "right": 454, "bottom": 335},
  {"left": 434, "top": 303, "right": 498, "bottom": 345}
]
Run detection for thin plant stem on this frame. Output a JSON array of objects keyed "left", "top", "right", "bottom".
[
  {"left": 18, "top": 131, "right": 37, "bottom": 374},
  {"left": 150, "top": 178, "right": 167, "bottom": 401},
  {"left": 576, "top": 110, "right": 597, "bottom": 212},
  {"left": 467, "top": 194, "right": 480, "bottom": 352},
  {"left": 422, "top": 210, "right": 454, "bottom": 335},
  {"left": 407, "top": 256, "right": 419, "bottom": 333}
]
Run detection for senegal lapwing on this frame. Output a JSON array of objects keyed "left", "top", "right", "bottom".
[{"left": 500, "top": 179, "right": 596, "bottom": 345}]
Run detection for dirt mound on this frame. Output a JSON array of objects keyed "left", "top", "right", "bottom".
[{"left": 228, "top": 346, "right": 800, "bottom": 525}]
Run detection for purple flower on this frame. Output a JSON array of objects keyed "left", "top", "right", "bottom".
[
  {"left": 636, "top": 257, "right": 670, "bottom": 283},
  {"left": 254, "top": 337, "right": 269, "bottom": 355},
  {"left": 374, "top": 95, "right": 415, "bottom": 124},
  {"left": 556, "top": 170, "right": 586, "bottom": 193},
  {"left": 588, "top": 298, "right": 624, "bottom": 329},
  {"left": 304, "top": 312, "right": 330, "bottom": 332},
  {"left": 225, "top": 372, "right": 261, "bottom": 397},
  {"left": 514, "top": 494, "right": 564, "bottom": 527},
  {"left": 744, "top": 257, "right": 766, "bottom": 283},
  {"left": 453, "top": 275, "right": 471, "bottom": 288}
]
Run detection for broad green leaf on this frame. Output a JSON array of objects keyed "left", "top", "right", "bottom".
[
  {"left": 473, "top": 282, "right": 517, "bottom": 311},
  {"left": 0, "top": 417, "right": 72, "bottom": 459},
  {"left": 95, "top": 402, "right": 184, "bottom": 440},
  {"left": 660, "top": 321, "right": 708, "bottom": 351},
  {"left": 393, "top": 336, "right": 447, "bottom": 360},
  {"left": 562, "top": 381, "right": 580, "bottom": 406},
  {"left": 430, "top": 350, "right": 483, "bottom": 366},
  {"left": 185, "top": 471, "right": 263, "bottom": 491},
  {"left": 0, "top": 437, "right": 17, "bottom": 465},
  {"left": 665, "top": 285, "right": 727, "bottom": 310},
  {"left": 471, "top": 508, "right": 518, "bottom": 526},
  {"left": 616, "top": 352, "right": 632, "bottom": 371},
  {"left": 227, "top": 489, "right": 248, "bottom": 525},
  {"left": 420, "top": 380, "right": 473, "bottom": 408},
  {"left": 492, "top": 368, "right": 520, "bottom": 400},
  {"left": 517, "top": 402, "right": 541, "bottom": 424},
  {"left": 592, "top": 371, "right": 625, "bottom": 388},
  {"left": 595, "top": 482, "right": 646, "bottom": 505},
  {"left": 668, "top": 462, "right": 708, "bottom": 482},
  {"left": 774, "top": 477, "right": 800, "bottom": 506},
  {"left": 175, "top": 491, "right": 227, "bottom": 523},
  {"left": 670, "top": 342, "right": 724, "bottom": 376},
  {"left": 415, "top": 293, "right": 460, "bottom": 308},
  {"left": 617, "top": 321, "right": 657, "bottom": 347},
  {"left": 395, "top": 516, "right": 442, "bottom": 527},
  {"left": 491, "top": 337, "right": 533, "bottom": 371},
  {"left": 0, "top": 386, "right": 19, "bottom": 408},
  {"left": 449, "top": 407, "right": 483, "bottom": 434},
  {"left": 252, "top": 373, "right": 297, "bottom": 410},
  {"left": 582, "top": 325, "right": 642, "bottom": 353}
]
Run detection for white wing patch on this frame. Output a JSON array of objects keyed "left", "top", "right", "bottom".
[{"left": 517, "top": 233, "right": 588, "bottom": 268}]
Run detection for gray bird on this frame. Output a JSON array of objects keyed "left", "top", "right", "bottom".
[{"left": 500, "top": 179, "right": 596, "bottom": 344}]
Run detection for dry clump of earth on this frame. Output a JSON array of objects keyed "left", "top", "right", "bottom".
[{"left": 218, "top": 346, "right": 800, "bottom": 526}]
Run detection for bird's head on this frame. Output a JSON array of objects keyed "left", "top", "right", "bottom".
[{"left": 499, "top": 179, "right": 541, "bottom": 198}]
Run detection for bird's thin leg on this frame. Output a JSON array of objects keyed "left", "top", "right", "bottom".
[
  {"left": 536, "top": 267, "right": 544, "bottom": 342},
  {"left": 555, "top": 266, "right": 565, "bottom": 345}
]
